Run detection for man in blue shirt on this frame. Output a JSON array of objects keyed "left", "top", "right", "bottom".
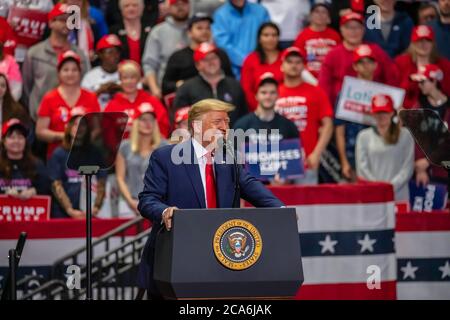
[
  {"left": 364, "top": 0, "right": 414, "bottom": 58},
  {"left": 212, "top": 0, "right": 270, "bottom": 79},
  {"left": 429, "top": 0, "right": 450, "bottom": 60}
]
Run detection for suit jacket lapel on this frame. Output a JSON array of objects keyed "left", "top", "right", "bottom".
[
  {"left": 183, "top": 140, "right": 206, "bottom": 208},
  {"left": 214, "top": 162, "right": 233, "bottom": 208}
]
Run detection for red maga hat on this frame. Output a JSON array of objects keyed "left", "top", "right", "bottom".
[
  {"left": 133, "top": 103, "right": 156, "bottom": 121},
  {"left": 340, "top": 11, "right": 364, "bottom": 26},
  {"left": 411, "top": 25, "right": 434, "bottom": 42},
  {"left": 353, "top": 44, "right": 376, "bottom": 63},
  {"left": 281, "top": 46, "right": 304, "bottom": 62},
  {"left": 2, "top": 118, "right": 28, "bottom": 137},
  {"left": 193, "top": 42, "right": 219, "bottom": 62},
  {"left": 96, "top": 34, "right": 122, "bottom": 52},
  {"left": 57, "top": 50, "right": 81, "bottom": 69},
  {"left": 174, "top": 106, "right": 190, "bottom": 124},
  {"left": 48, "top": 3, "right": 68, "bottom": 22},
  {"left": 371, "top": 94, "right": 395, "bottom": 114}
]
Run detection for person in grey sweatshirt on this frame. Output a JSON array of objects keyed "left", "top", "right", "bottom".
[
  {"left": 142, "top": 0, "right": 190, "bottom": 99},
  {"left": 356, "top": 94, "right": 415, "bottom": 201}
]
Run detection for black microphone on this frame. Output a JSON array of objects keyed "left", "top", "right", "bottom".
[{"left": 221, "top": 137, "right": 240, "bottom": 208}]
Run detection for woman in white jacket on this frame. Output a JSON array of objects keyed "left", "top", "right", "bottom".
[{"left": 356, "top": 94, "right": 415, "bottom": 201}]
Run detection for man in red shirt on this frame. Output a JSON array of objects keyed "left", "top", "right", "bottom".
[
  {"left": 275, "top": 47, "right": 334, "bottom": 184},
  {"left": 318, "top": 11, "right": 399, "bottom": 106},
  {"left": 294, "top": 3, "right": 341, "bottom": 80}
]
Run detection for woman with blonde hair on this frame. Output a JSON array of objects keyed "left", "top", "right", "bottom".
[
  {"left": 115, "top": 103, "right": 167, "bottom": 216},
  {"left": 105, "top": 60, "right": 169, "bottom": 138},
  {"left": 395, "top": 25, "right": 450, "bottom": 109}
]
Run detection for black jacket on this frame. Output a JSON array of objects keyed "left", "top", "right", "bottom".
[
  {"left": 173, "top": 74, "right": 248, "bottom": 126},
  {"left": 162, "top": 46, "right": 234, "bottom": 96}
]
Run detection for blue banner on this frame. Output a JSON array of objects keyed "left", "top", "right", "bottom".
[
  {"left": 409, "top": 181, "right": 448, "bottom": 212},
  {"left": 244, "top": 138, "right": 304, "bottom": 181}
]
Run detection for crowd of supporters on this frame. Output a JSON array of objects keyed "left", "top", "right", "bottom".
[{"left": 1, "top": 0, "right": 449, "bottom": 218}]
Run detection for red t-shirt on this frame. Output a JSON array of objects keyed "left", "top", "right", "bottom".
[
  {"left": 104, "top": 90, "right": 169, "bottom": 138},
  {"left": 318, "top": 43, "right": 399, "bottom": 106},
  {"left": 275, "top": 82, "right": 333, "bottom": 158},
  {"left": 293, "top": 27, "right": 341, "bottom": 79},
  {"left": 240, "top": 51, "right": 283, "bottom": 112},
  {"left": 394, "top": 54, "right": 450, "bottom": 109},
  {"left": 37, "top": 88, "right": 101, "bottom": 158},
  {"left": 127, "top": 36, "right": 141, "bottom": 65}
]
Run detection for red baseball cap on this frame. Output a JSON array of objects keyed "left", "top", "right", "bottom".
[
  {"left": 96, "top": 34, "right": 122, "bottom": 52},
  {"left": 257, "top": 72, "right": 278, "bottom": 88},
  {"left": 371, "top": 94, "right": 395, "bottom": 114},
  {"left": 133, "top": 103, "right": 156, "bottom": 121},
  {"left": 48, "top": 3, "right": 69, "bottom": 22},
  {"left": 169, "top": 0, "right": 189, "bottom": 5},
  {"left": 281, "top": 47, "right": 304, "bottom": 62},
  {"left": 340, "top": 11, "right": 364, "bottom": 26},
  {"left": 57, "top": 50, "right": 81, "bottom": 70},
  {"left": 174, "top": 106, "right": 190, "bottom": 124},
  {"left": 2, "top": 118, "right": 28, "bottom": 137},
  {"left": 353, "top": 44, "right": 376, "bottom": 63},
  {"left": 193, "top": 42, "right": 219, "bottom": 62},
  {"left": 411, "top": 25, "right": 434, "bottom": 42},
  {"left": 410, "top": 64, "right": 444, "bottom": 83}
]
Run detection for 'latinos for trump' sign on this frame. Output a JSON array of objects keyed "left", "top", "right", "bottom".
[
  {"left": 7, "top": 7, "right": 48, "bottom": 48},
  {"left": 244, "top": 138, "right": 304, "bottom": 181},
  {"left": 336, "top": 76, "right": 405, "bottom": 125},
  {"left": 0, "top": 195, "right": 51, "bottom": 222}
]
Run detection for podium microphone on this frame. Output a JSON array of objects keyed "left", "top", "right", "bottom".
[{"left": 220, "top": 137, "right": 240, "bottom": 208}]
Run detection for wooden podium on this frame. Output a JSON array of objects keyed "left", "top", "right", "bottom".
[{"left": 153, "top": 208, "right": 303, "bottom": 299}]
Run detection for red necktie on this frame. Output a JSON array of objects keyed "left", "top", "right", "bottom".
[{"left": 205, "top": 152, "right": 217, "bottom": 208}]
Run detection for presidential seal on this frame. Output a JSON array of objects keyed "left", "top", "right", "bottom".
[{"left": 213, "top": 219, "right": 262, "bottom": 270}]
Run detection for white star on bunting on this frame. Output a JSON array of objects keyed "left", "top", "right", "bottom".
[
  {"left": 318, "top": 235, "right": 338, "bottom": 254},
  {"left": 357, "top": 233, "right": 377, "bottom": 253},
  {"left": 438, "top": 261, "right": 450, "bottom": 279},
  {"left": 401, "top": 261, "right": 419, "bottom": 280}
]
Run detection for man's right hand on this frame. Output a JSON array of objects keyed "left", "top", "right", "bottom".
[{"left": 162, "top": 207, "right": 178, "bottom": 231}]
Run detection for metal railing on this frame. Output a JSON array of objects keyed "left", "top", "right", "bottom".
[{"left": 14, "top": 217, "right": 151, "bottom": 300}]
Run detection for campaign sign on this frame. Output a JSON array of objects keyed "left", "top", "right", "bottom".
[
  {"left": 0, "top": 195, "right": 51, "bottom": 222},
  {"left": 336, "top": 76, "right": 405, "bottom": 125},
  {"left": 244, "top": 138, "right": 304, "bottom": 181},
  {"left": 409, "top": 181, "right": 448, "bottom": 212},
  {"left": 7, "top": 7, "right": 48, "bottom": 48}
]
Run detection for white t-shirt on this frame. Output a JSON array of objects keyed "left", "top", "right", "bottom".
[
  {"left": 81, "top": 66, "right": 120, "bottom": 110},
  {"left": 259, "top": 0, "right": 311, "bottom": 42}
]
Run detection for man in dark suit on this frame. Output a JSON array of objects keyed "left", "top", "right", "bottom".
[{"left": 137, "top": 98, "right": 284, "bottom": 298}]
